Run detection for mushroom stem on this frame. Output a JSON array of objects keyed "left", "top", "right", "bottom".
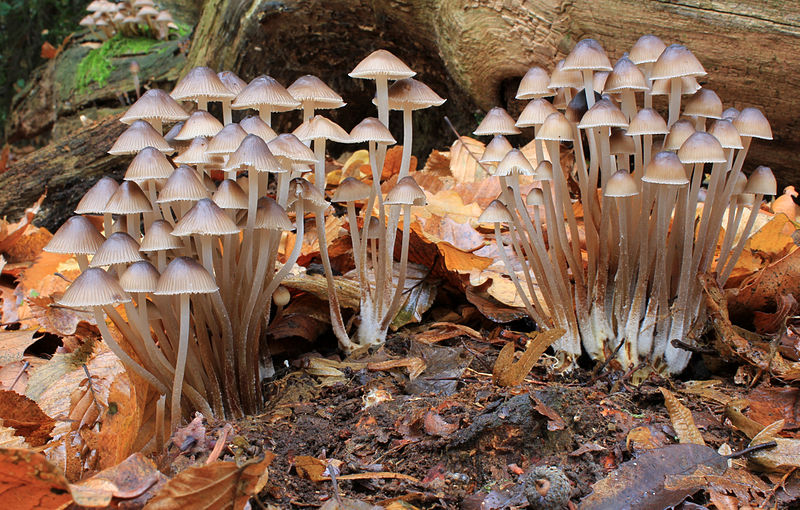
[
  {"left": 719, "top": 193, "right": 764, "bottom": 284},
  {"left": 303, "top": 103, "right": 315, "bottom": 123},
  {"left": 667, "top": 77, "right": 681, "bottom": 127},
  {"left": 258, "top": 106, "right": 273, "bottom": 126},
  {"left": 582, "top": 71, "right": 595, "bottom": 109},
  {"left": 492, "top": 222, "right": 540, "bottom": 323},
  {"left": 197, "top": 98, "right": 208, "bottom": 111},
  {"left": 399, "top": 107, "right": 413, "bottom": 179},
  {"left": 171, "top": 294, "right": 190, "bottom": 426},
  {"left": 380, "top": 204, "right": 412, "bottom": 331},
  {"left": 313, "top": 138, "right": 327, "bottom": 193},
  {"left": 222, "top": 100, "right": 232, "bottom": 125},
  {"left": 314, "top": 205, "right": 352, "bottom": 350},
  {"left": 76, "top": 254, "right": 89, "bottom": 272}
]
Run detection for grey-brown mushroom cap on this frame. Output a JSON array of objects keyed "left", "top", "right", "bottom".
[
  {"left": 171, "top": 66, "right": 236, "bottom": 102},
  {"left": 349, "top": 117, "right": 396, "bottom": 144},
  {"left": 109, "top": 120, "right": 173, "bottom": 155},
  {"left": 125, "top": 146, "right": 175, "bottom": 182},
  {"left": 90, "top": 232, "right": 144, "bottom": 267},
  {"left": 140, "top": 220, "right": 182, "bottom": 252},
  {"left": 154, "top": 256, "right": 218, "bottom": 295},
  {"left": 45, "top": 216, "right": 106, "bottom": 255},
  {"left": 119, "top": 260, "right": 160, "bottom": 293},
  {"left": 120, "top": 89, "right": 189, "bottom": 125},
  {"left": 171, "top": 198, "right": 240, "bottom": 236},
  {"left": 231, "top": 75, "right": 300, "bottom": 111},
  {"left": 57, "top": 268, "right": 131, "bottom": 308},
  {"left": 75, "top": 177, "right": 119, "bottom": 215},
  {"left": 384, "top": 176, "right": 426, "bottom": 206},
  {"left": 349, "top": 49, "right": 416, "bottom": 80}
]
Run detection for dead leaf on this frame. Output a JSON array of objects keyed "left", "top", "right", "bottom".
[
  {"left": 465, "top": 284, "right": 528, "bottom": 323},
  {"left": 748, "top": 420, "right": 800, "bottom": 472},
  {"left": 423, "top": 411, "right": 458, "bottom": 436},
  {"left": 144, "top": 454, "right": 274, "bottom": 510},
  {"left": 580, "top": 444, "right": 728, "bottom": 510},
  {"left": 368, "top": 357, "right": 426, "bottom": 381},
  {"left": 0, "top": 193, "right": 46, "bottom": 255},
  {"left": 746, "top": 385, "right": 800, "bottom": 432},
  {"left": 28, "top": 296, "right": 93, "bottom": 337},
  {"left": 530, "top": 393, "right": 566, "bottom": 431},
  {"left": 413, "top": 322, "right": 483, "bottom": 344},
  {"left": 294, "top": 455, "right": 327, "bottom": 482},
  {"left": 493, "top": 329, "right": 563, "bottom": 386},
  {"left": 0, "top": 329, "right": 38, "bottom": 365},
  {"left": 728, "top": 248, "right": 800, "bottom": 322},
  {"left": 661, "top": 388, "right": 705, "bottom": 446},
  {"left": 626, "top": 427, "right": 661, "bottom": 452},
  {"left": 68, "top": 453, "right": 164, "bottom": 507},
  {"left": 0, "top": 389, "right": 54, "bottom": 446},
  {"left": 0, "top": 448, "right": 73, "bottom": 509}
]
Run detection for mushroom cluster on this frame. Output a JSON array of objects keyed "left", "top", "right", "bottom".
[
  {"left": 79, "top": 0, "right": 177, "bottom": 41},
  {"left": 49, "top": 51, "right": 440, "bottom": 426},
  {"left": 478, "top": 36, "right": 776, "bottom": 373}
]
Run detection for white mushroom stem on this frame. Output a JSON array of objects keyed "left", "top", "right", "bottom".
[
  {"left": 399, "top": 107, "right": 414, "bottom": 179},
  {"left": 76, "top": 254, "right": 89, "bottom": 272},
  {"left": 380, "top": 204, "right": 413, "bottom": 331},
  {"left": 148, "top": 118, "right": 163, "bottom": 134},
  {"left": 93, "top": 307, "right": 167, "bottom": 396},
  {"left": 258, "top": 106, "right": 273, "bottom": 126},
  {"left": 668, "top": 77, "right": 682, "bottom": 127},
  {"left": 582, "top": 70, "right": 595, "bottom": 109},
  {"left": 492, "top": 222, "right": 540, "bottom": 323},
  {"left": 313, "top": 138, "right": 327, "bottom": 193},
  {"left": 719, "top": 193, "right": 764, "bottom": 284},
  {"left": 171, "top": 294, "right": 191, "bottom": 425},
  {"left": 302, "top": 102, "right": 315, "bottom": 123},
  {"left": 197, "top": 97, "right": 208, "bottom": 111},
  {"left": 314, "top": 204, "right": 353, "bottom": 350}
]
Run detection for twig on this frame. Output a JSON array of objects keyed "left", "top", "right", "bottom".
[
  {"left": 325, "top": 461, "right": 343, "bottom": 504},
  {"left": 83, "top": 364, "right": 104, "bottom": 416},
  {"left": 724, "top": 440, "right": 777, "bottom": 459},
  {"left": 9, "top": 361, "right": 29, "bottom": 391},
  {"left": 206, "top": 423, "right": 233, "bottom": 464},
  {"left": 587, "top": 339, "right": 626, "bottom": 384}
]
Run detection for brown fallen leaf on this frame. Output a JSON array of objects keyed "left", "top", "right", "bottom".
[
  {"left": 0, "top": 329, "right": 38, "bottom": 365},
  {"left": 748, "top": 420, "right": 800, "bottom": 473},
  {"left": 660, "top": 387, "right": 705, "bottom": 446},
  {"left": 423, "top": 410, "right": 458, "bottom": 436},
  {"left": 493, "top": 328, "right": 563, "bottom": 387},
  {"left": 0, "top": 389, "right": 54, "bottom": 447},
  {"left": 28, "top": 296, "right": 94, "bottom": 337},
  {"left": 143, "top": 454, "right": 274, "bottom": 510},
  {"left": 746, "top": 385, "right": 800, "bottom": 432},
  {"left": 368, "top": 357, "right": 426, "bottom": 381},
  {"left": 0, "top": 448, "right": 73, "bottom": 509},
  {"left": 413, "top": 322, "right": 483, "bottom": 344},
  {"left": 728, "top": 248, "right": 800, "bottom": 323},
  {"left": 465, "top": 284, "right": 528, "bottom": 323},
  {"left": 69, "top": 453, "right": 165, "bottom": 507},
  {"left": 294, "top": 455, "right": 327, "bottom": 482}
]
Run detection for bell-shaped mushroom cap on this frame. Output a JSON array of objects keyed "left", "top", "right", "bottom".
[
  {"left": 385, "top": 176, "right": 426, "bottom": 206},
  {"left": 172, "top": 198, "right": 240, "bottom": 236},
  {"left": 474, "top": 106, "right": 521, "bottom": 136},
  {"left": 253, "top": 197, "right": 293, "bottom": 230},
  {"left": 289, "top": 178, "right": 328, "bottom": 208},
  {"left": 678, "top": 132, "right": 727, "bottom": 164},
  {"left": 80, "top": 15, "right": 96, "bottom": 27},
  {"left": 224, "top": 134, "right": 282, "bottom": 173},
  {"left": 364, "top": 216, "right": 384, "bottom": 240},
  {"left": 537, "top": 112, "right": 574, "bottom": 141},
  {"left": 239, "top": 115, "right": 277, "bottom": 142},
  {"left": 386, "top": 78, "right": 446, "bottom": 111},
  {"left": 287, "top": 75, "right": 345, "bottom": 109},
  {"left": 140, "top": 220, "right": 182, "bottom": 252},
  {"left": 650, "top": 44, "right": 706, "bottom": 80},
  {"left": 138, "top": 5, "right": 158, "bottom": 17},
  {"left": 721, "top": 107, "right": 740, "bottom": 121},
  {"left": 218, "top": 70, "right": 247, "bottom": 95},
  {"left": 516, "top": 67, "right": 553, "bottom": 100},
  {"left": 268, "top": 133, "right": 317, "bottom": 164},
  {"left": 293, "top": 115, "right": 352, "bottom": 143},
  {"left": 605, "top": 170, "right": 639, "bottom": 197},
  {"left": 332, "top": 177, "right": 371, "bottom": 202},
  {"left": 479, "top": 199, "right": 512, "bottom": 223},
  {"left": 45, "top": 216, "right": 105, "bottom": 254},
  {"left": 744, "top": 166, "right": 777, "bottom": 195},
  {"left": 90, "top": 232, "right": 144, "bottom": 267},
  {"left": 125, "top": 146, "right": 174, "bottom": 182},
  {"left": 604, "top": 56, "right": 648, "bottom": 92},
  {"left": 109, "top": 120, "right": 173, "bottom": 155},
  {"left": 173, "top": 136, "right": 212, "bottom": 165},
  {"left": 175, "top": 111, "right": 224, "bottom": 140},
  {"left": 642, "top": 151, "right": 689, "bottom": 185},
  {"left": 120, "top": 89, "right": 189, "bottom": 125},
  {"left": 650, "top": 76, "right": 701, "bottom": 96},
  {"left": 57, "top": 268, "right": 131, "bottom": 307},
  {"left": 480, "top": 135, "right": 513, "bottom": 164},
  {"left": 548, "top": 59, "right": 583, "bottom": 89},
  {"left": 525, "top": 189, "right": 544, "bottom": 207},
  {"left": 708, "top": 119, "right": 743, "bottom": 149},
  {"left": 154, "top": 256, "right": 218, "bottom": 295},
  {"left": 663, "top": 119, "right": 696, "bottom": 151},
  {"left": 105, "top": 181, "right": 152, "bottom": 215},
  {"left": 206, "top": 122, "right": 248, "bottom": 156},
  {"left": 609, "top": 128, "right": 635, "bottom": 155},
  {"left": 164, "top": 121, "right": 186, "bottom": 146},
  {"left": 627, "top": 108, "right": 668, "bottom": 136},
  {"left": 733, "top": 107, "right": 773, "bottom": 140},
  {"left": 563, "top": 39, "right": 612, "bottom": 72},
  {"left": 534, "top": 160, "right": 554, "bottom": 181},
  {"left": 683, "top": 88, "right": 723, "bottom": 119},
  {"left": 213, "top": 179, "right": 248, "bottom": 210},
  {"left": 231, "top": 75, "right": 300, "bottom": 112},
  {"left": 76, "top": 177, "right": 119, "bottom": 214},
  {"left": 732, "top": 172, "right": 748, "bottom": 195},
  {"left": 155, "top": 9, "right": 174, "bottom": 22},
  {"left": 578, "top": 99, "right": 628, "bottom": 129},
  {"left": 157, "top": 165, "right": 210, "bottom": 203},
  {"left": 629, "top": 34, "right": 666, "bottom": 65},
  {"left": 516, "top": 98, "right": 558, "bottom": 128},
  {"left": 349, "top": 49, "right": 415, "bottom": 80},
  {"left": 350, "top": 117, "right": 395, "bottom": 144},
  {"left": 495, "top": 149, "right": 535, "bottom": 177},
  {"left": 171, "top": 66, "right": 236, "bottom": 102}
]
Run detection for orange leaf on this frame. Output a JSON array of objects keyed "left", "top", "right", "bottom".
[
  {"left": 0, "top": 449, "right": 72, "bottom": 509},
  {"left": 0, "top": 389, "right": 54, "bottom": 446},
  {"left": 143, "top": 454, "right": 274, "bottom": 510},
  {"left": 40, "top": 41, "right": 57, "bottom": 59}
]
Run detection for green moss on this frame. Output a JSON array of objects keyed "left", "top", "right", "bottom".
[{"left": 74, "top": 35, "right": 162, "bottom": 91}]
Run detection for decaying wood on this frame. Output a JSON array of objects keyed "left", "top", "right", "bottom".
[
  {"left": 187, "top": 0, "right": 800, "bottom": 184},
  {"left": 0, "top": 115, "right": 128, "bottom": 231}
]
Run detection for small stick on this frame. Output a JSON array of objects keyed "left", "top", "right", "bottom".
[
  {"left": 9, "top": 361, "right": 30, "bottom": 391},
  {"left": 83, "top": 364, "right": 105, "bottom": 416}
]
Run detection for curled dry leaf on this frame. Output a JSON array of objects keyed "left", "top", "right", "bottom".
[
  {"left": 465, "top": 284, "right": 528, "bottom": 323},
  {"left": 660, "top": 388, "right": 705, "bottom": 446},
  {"left": 423, "top": 410, "right": 459, "bottom": 436},
  {"left": 143, "top": 453, "right": 275, "bottom": 510},
  {"left": 0, "top": 329, "right": 38, "bottom": 366},
  {"left": 748, "top": 420, "right": 800, "bottom": 472},
  {"left": 68, "top": 453, "right": 165, "bottom": 507},
  {"left": 493, "top": 328, "right": 563, "bottom": 387},
  {"left": 0, "top": 389, "right": 54, "bottom": 446},
  {"left": 28, "top": 296, "right": 93, "bottom": 337}
]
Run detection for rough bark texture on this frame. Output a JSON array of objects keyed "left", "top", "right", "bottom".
[
  {"left": 186, "top": 0, "right": 800, "bottom": 184},
  {"left": 0, "top": 115, "right": 128, "bottom": 231},
  {"left": 2, "top": 0, "right": 799, "bottom": 229}
]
